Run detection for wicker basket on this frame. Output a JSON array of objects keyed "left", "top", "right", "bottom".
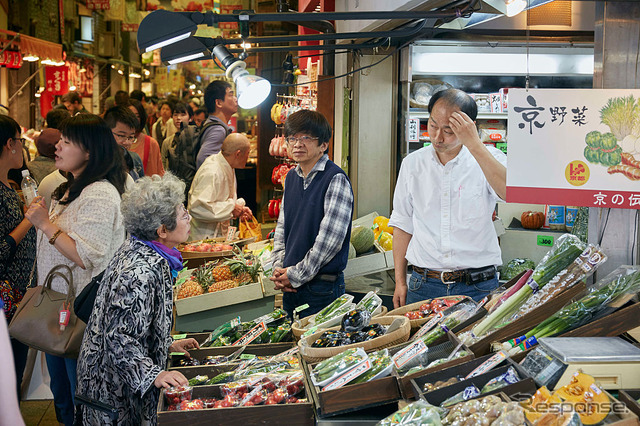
[
  {"left": 297, "top": 315, "right": 410, "bottom": 363},
  {"left": 291, "top": 305, "right": 388, "bottom": 341}
]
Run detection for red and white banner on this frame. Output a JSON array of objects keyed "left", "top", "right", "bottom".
[
  {"left": 507, "top": 89, "right": 640, "bottom": 209},
  {"left": 45, "top": 65, "right": 69, "bottom": 95}
]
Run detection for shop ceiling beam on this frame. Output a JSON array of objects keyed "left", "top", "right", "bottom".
[{"left": 215, "top": 19, "right": 428, "bottom": 44}]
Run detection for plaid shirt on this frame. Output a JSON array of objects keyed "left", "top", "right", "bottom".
[{"left": 271, "top": 154, "right": 353, "bottom": 288}]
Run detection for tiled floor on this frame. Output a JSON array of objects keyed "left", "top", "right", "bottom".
[{"left": 20, "top": 400, "right": 59, "bottom": 426}]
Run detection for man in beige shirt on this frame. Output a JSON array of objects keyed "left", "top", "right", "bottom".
[{"left": 187, "top": 133, "right": 252, "bottom": 240}]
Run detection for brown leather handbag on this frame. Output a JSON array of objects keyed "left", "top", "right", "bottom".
[{"left": 9, "top": 264, "right": 86, "bottom": 358}]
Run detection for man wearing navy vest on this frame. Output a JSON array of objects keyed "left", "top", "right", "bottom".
[{"left": 270, "top": 110, "right": 354, "bottom": 319}]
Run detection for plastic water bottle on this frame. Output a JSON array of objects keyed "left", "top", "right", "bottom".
[{"left": 20, "top": 170, "right": 38, "bottom": 206}]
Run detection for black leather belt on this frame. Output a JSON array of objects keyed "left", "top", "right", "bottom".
[{"left": 412, "top": 265, "right": 496, "bottom": 285}]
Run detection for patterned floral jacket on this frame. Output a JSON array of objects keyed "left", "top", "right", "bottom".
[{"left": 76, "top": 237, "right": 174, "bottom": 425}]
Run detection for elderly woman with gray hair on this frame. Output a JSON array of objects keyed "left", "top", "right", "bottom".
[{"left": 75, "top": 172, "right": 199, "bottom": 425}]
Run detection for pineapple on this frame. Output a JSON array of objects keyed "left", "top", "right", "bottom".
[
  {"left": 226, "top": 254, "right": 263, "bottom": 286},
  {"left": 177, "top": 280, "right": 204, "bottom": 299},
  {"left": 208, "top": 280, "right": 238, "bottom": 292},
  {"left": 212, "top": 264, "right": 233, "bottom": 282},
  {"left": 193, "top": 263, "right": 214, "bottom": 293}
]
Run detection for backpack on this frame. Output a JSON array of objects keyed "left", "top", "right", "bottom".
[{"left": 167, "top": 120, "right": 229, "bottom": 193}]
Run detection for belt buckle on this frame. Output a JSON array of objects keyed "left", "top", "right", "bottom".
[{"left": 440, "top": 271, "right": 456, "bottom": 285}]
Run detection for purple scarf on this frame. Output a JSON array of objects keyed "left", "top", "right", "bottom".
[{"left": 132, "top": 236, "right": 183, "bottom": 277}]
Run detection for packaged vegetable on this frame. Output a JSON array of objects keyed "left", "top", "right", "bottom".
[
  {"left": 348, "top": 349, "right": 392, "bottom": 384},
  {"left": 501, "top": 258, "right": 536, "bottom": 281},
  {"left": 164, "top": 386, "right": 193, "bottom": 405},
  {"left": 480, "top": 366, "right": 520, "bottom": 393},
  {"left": 441, "top": 385, "right": 481, "bottom": 407},
  {"left": 355, "top": 291, "right": 383, "bottom": 315},
  {"left": 377, "top": 400, "right": 444, "bottom": 426},
  {"left": 311, "top": 347, "right": 368, "bottom": 386},
  {"left": 187, "top": 375, "right": 209, "bottom": 386},
  {"left": 313, "top": 294, "right": 354, "bottom": 325},
  {"left": 341, "top": 308, "right": 372, "bottom": 332}
]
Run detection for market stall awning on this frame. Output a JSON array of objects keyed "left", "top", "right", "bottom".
[
  {"left": 0, "top": 29, "right": 63, "bottom": 63},
  {"left": 19, "top": 34, "right": 63, "bottom": 63}
]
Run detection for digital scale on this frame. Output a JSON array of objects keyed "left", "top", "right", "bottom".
[{"left": 520, "top": 337, "right": 640, "bottom": 390}]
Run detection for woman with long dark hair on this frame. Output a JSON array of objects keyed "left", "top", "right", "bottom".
[
  {"left": 25, "top": 114, "right": 127, "bottom": 426},
  {"left": 0, "top": 114, "right": 36, "bottom": 403}
]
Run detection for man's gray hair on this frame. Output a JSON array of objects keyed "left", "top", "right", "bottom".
[{"left": 121, "top": 172, "right": 186, "bottom": 241}]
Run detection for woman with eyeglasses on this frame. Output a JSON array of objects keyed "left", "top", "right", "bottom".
[
  {"left": 24, "top": 114, "right": 127, "bottom": 426},
  {"left": 0, "top": 114, "right": 36, "bottom": 403},
  {"left": 76, "top": 173, "right": 199, "bottom": 425}
]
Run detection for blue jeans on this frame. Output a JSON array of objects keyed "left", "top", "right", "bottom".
[
  {"left": 406, "top": 270, "right": 499, "bottom": 304},
  {"left": 45, "top": 354, "right": 77, "bottom": 426},
  {"left": 283, "top": 273, "right": 345, "bottom": 319}
]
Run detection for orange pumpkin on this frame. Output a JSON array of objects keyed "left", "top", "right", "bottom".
[{"left": 521, "top": 211, "right": 545, "bottom": 229}]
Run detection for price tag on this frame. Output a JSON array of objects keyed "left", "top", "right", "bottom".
[
  {"left": 172, "top": 334, "right": 187, "bottom": 340},
  {"left": 226, "top": 226, "right": 237, "bottom": 242},
  {"left": 322, "top": 358, "right": 371, "bottom": 391},
  {"left": 392, "top": 340, "right": 428, "bottom": 370},
  {"left": 169, "top": 352, "right": 185, "bottom": 356},
  {"left": 475, "top": 296, "right": 490, "bottom": 311},
  {"left": 302, "top": 326, "right": 318, "bottom": 338},
  {"left": 240, "top": 354, "right": 256, "bottom": 360},
  {"left": 537, "top": 235, "right": 554, "bottom": 247},
  {"left": 412, "top": 312, "right": 444, "bottom": 341},
  {"left": 465, "top": 351, "right": 507, "bottom": 379},
  {"left": 274, "top": 346, "right": 299, "bottom": 359},
  {"left": 294, "top": 304, "right": 310, "bottom": 314},
  {"left": 407, "top": 118, "right": 420, "bottom": 142},
  {"left": 232, "top": 321, "right": 267, "bottom": 346}
]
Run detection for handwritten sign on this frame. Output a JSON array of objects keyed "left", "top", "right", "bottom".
[
  {"left": 537, "top": 235, "right": 554, "bottom": 247},
  {"left": 407, "top": 118, "right": 419, "bottom": 142}
]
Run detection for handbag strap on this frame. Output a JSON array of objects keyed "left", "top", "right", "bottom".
[{"left": 42, "top": 265, "right": 76, "bottom": 301}]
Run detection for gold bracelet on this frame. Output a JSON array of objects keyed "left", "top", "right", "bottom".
[{"left": 49, "top": 229, "right": 63, "bottom": 245}]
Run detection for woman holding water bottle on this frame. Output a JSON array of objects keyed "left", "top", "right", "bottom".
[
  {"left": 0, "top": 114, "right": 36, "bottom": 402},
  {"left": 24, "top": 114, "right": 128, "bottom": 426}
]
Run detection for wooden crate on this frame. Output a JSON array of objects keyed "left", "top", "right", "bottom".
[
  {"left": 392, "top": 331, "right": 475, "bottom": 399},
  {"left": 302, "top": 359, "right": 401, "bottom": 418},
  {"left": 402, "top": 353, "right": 510, "bottom": 399},
  {"left": 157, "top": 384, "right": 314, "bottom": 425},
  {"left": 463, "top": 281, "right": 586, "bottom": 357},
  {"left": 168, "top": 343, "right": 294, "bottom": 369},
  {"left": 174, "top": 282, "right": 264, "bottom": 316},
  {"left": 410, "top": 361, "right": 537, "bottom": 407},
  {"left": 619, "top": 390, "right": 640, "bottom": 420}
]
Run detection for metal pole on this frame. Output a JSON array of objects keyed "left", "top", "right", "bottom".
[{"left": 8, "top": 64, "right": 44, "bottom": 105}]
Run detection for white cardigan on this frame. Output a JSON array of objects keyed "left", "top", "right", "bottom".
[{"left": 36, "top": 180, "right": 125, "bottom": 296}]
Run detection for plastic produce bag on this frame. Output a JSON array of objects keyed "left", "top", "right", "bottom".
[
  {"left": 440, "top": 385, "right": 481, "bottom": 407},
  {"left": 501, "top": 258, "right": 536, "bottom": 281},
  {"left": 377, "top": 400, "right": 444, "bottom": 426},
  {"left": 356, "top": 291, "right": 383, "bottom": 315},
  {"left": 480, "top": 367, "right": 520, "bottom": 394},
  {"left": 341, "top": 308, "right": 372, "bottom": 332},
  {"left": 311, "top": 347, "right": 368, "bottom": 387}
]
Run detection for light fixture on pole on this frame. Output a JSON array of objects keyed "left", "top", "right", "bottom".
[
  {"left": 136, "top": 9, "right": 197, "bottom": 53},
  {"left": 160, "top": 37, "right": 209, "bottom": 65},
  {"left": 212, "top": 44, "right": 271, "bottom": 109}
]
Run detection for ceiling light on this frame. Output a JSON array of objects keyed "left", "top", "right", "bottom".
[
  {"left": 117, "top": 69, "right": 124, "bottom": 75},
  {"left": 129, "top": 72, "right": 142, "bottom": 78},
  {"left": 23, "top": 55, "right": 40, "bottom": 62},
  {"left": 69, "top": 85, "right": 77, "bottom": 91},
  {"left": 212, "top": 44, "right": 271, "bottom": 109},
  {"left": 143, "top": 69, "right": 150, "bottom": 76},
  {"left": 136, "top": 9, "right": 197, "bottom": 53},
  {"left": 189, "top": 84, "right": 196, "bottom": 90},
  {"left": 79, "top": 67, "right": 86, "bottom": 73},
  {"left": 35, "top": 92, "right": 41, "bottom": 98}
]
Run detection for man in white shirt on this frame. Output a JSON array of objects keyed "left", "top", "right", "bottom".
[
  {"left": 389, "top": 88, "right": 507, "bottom": 307},
  {"left": 187, "top": 133, "right": 252, "bottom": 240}
]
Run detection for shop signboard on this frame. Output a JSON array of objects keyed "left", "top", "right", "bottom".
[
  {"left": 86, "top": 0, "right": 110, "bottom": 10},
  {"left": 45, "top": 65, "right": 69, "bottom": 95},
  {"left": 507, "top": 89, "right": 640, "bottom": 209}
]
